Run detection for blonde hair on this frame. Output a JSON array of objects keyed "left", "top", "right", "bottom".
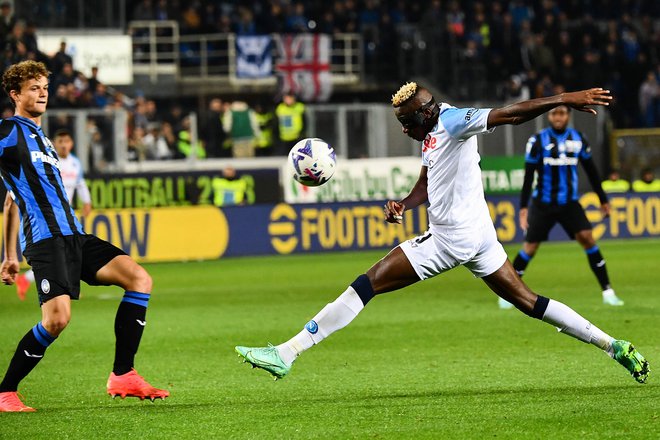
[{"left": 391, "top": 82, "right": 418, "bottom": 107}]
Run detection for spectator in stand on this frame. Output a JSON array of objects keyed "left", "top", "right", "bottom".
[
  {"left": 128, "top": 126, "right": 148, "bottom": 162},
  {"left": 632, "top": 168, "right": 660, "bottom": 192},
  {"left": 222, "top": 100, "right": 260, "bottom": 158},
  {"left": 53, "top": 62, "right": 77, "bottom": 90},
  {"left": 132, "top": 0, "right": 156, "bottom": 21},
  {"left": 602, "top": 170, "right": 631, "bottom": 193},
  {"left": 50, "top": 41, "right": 73, "bottom": 76},
  {"left": 87, "top": 66, "right": 100, "bottom": 93},
  {"left": 92, "top": 83, "right": 110, "bottom": 109},
  {"left": 639, "top": 71, "right": 659, "bottom": 127},
  {"left": 285, "top": 3, "right": 309, "bottom": 33},
  {"left": 0, "top": 2, "right": 15, "bottom": 45},
  {"left": 143, "top": 123, "right": 173, "bottom": 160},
  {"left": 204, "top": 98, "right": 228, "bottom": 158}
]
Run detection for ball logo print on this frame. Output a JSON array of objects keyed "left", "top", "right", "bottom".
[{"left": 288, "top": 138, "right": 336, "bottom": 187}]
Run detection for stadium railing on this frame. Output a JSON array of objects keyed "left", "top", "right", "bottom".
[{"left": 128, "top": 21, "right": 363, "bottom": 89}]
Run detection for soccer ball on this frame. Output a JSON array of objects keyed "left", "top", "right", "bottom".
[{"left": 288, "top": 138, "right": 336, "bottom": 187}]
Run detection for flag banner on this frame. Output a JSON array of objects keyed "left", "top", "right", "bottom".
[
  {"left": 275, "top": 34, "right": 332, "bottom": 102},
  {"left": 236, "top": 35, "right": 272, "bottom": 78}
]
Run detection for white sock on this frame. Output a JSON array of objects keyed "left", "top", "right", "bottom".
[
  {"left": 542, "top": 299, "right": 614, "bottom": 355},
  {"left": 25, "top": 269, "right": 35, "bottom": 283},
  {"left": 277, "top": 286, "right": 365, "bottom": 365}
]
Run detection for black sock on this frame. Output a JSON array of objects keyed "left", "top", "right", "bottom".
[
  {"left": 0, "top": 323, "right": 56, "bottom": 392},
  {"left": 512, "top": 249, "right": 533, "bottom": 276},
  {"left": 113, "top": 291, "right": 150, "bottom": 376},
  {"left": 585, "top": 246, "right": 611, "bottom": 290}
]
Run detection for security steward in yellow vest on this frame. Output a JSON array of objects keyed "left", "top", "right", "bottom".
[
  {"left": 601, "top": 170, "right": 630, "bottom": 193},
  {"left": 275, "top": 93, "right": 305, "bottom": 155},
  {"left": 632, "top": 168, "right": 660, "bottom": 192},
  {"left": 254, "top": 103, "right": 275, "bottom": 157}
]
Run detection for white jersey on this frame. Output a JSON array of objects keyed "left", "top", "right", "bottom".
[
  {"left": 58, "top": 153, "right": 91, "bottom": 204},
  {"left": 421, "top": 104, "right": 494, "bottom": 230}
]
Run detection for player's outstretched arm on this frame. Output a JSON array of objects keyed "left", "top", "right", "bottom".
[
  {"left": 487, "top": 88, "right": 612, "bottom": 128},
  {"left": 384, "top": 166, "right": 428, "bottom": 224},
  {"left": 1, "top": 192, "right": 20, "bottom": 285}
]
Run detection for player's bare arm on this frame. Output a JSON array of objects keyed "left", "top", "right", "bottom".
[
  {"left": 487, "top": 88, "right": 612, "bottom": 128},
  {"left": 1, "top": 193, "right": 19, "bottom": 285},
  {"left": 384, "top": 166, "right": 428, "bottom": 224}
]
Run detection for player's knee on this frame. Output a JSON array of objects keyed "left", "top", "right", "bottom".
[
  {"left": 130, "top": 265, "right": 153, "bottom": 293},
  {"left": 42, "top": 314, "right": 70, "bottom": 336}
]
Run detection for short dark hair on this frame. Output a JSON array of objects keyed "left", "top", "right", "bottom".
[
  {"left": 53, "top": 128, "right": 73, "bottom": 139},
  {"left": 2, "top": 61, "right": 50, "bottom": 105}
]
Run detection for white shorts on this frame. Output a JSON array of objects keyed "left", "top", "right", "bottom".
[{"left": 400, "top": 222, "right": 508, "bottom": 279}]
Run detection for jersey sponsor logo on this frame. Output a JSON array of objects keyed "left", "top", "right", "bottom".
[
  {"left": 422, "top": 135, "right": 438, "bottom": 152},
  {"left": 31, "top": 151, "right": 60, "bottom": 169},
  {"left": 542, "top": 156, "right": 578, "bottom": 166},
  {"left": 305, "top": 320, "right": 319, "bottom": 334},
  {"left": 564, "top": 140, "right": 582, "bottom": 153},
  {"left": 464, "top": 108, "right": 477, "bottom": 121},
  {"left": 41, "top": 279, "right": 50, "bottom": 294}
]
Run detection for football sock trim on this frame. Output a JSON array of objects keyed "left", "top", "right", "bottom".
[
  {"left": 32, "top": 322, "right": 56, "bottom": 347},
  {"left": 350, "top": 274, "right": 375, "bottom": 305}
]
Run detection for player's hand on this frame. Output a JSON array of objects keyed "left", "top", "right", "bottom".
[
  {"left": 81, "top": 203, "right": 92, "bottom": 218},
  {"left": 1, "top": 258, "right": 20, "bottom": 285},
  {"left": 562, "top": 88, "right": 612, "bottom": 114},
  {"left": 600, "top": 202, "right": 611, "bottom": 218},
  {"left": 384, "top": 200, "right": 405, "bottom": 224},
  {"left": 519, "top": 207, "right": 529, "bottom": 232}
]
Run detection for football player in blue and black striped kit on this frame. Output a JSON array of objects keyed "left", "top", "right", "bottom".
[
  {"left": 501, "top": 105, "right": 623, "bottom": 309},
  {"left": 0, "top": 61, "right": 168, "bottom": 412}
]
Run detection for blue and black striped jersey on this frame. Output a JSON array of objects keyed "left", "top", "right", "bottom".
[
  {"left": 525, "top": 127, "right": 591, "bottom": 205},
  {"left": 0, "top": 115, "right": 84, "bottom": 250}
]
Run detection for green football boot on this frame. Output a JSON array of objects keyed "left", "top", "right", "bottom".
[
  {"left": 612, "top": 340, "right": 649, "bottom": 383},
  {"left": 235, "top": 344, "right": 292, "bottom": 380}
]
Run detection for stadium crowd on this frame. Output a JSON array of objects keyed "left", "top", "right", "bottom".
[{"left": 0, "top": 1, "right": 659, "bottom": 164}]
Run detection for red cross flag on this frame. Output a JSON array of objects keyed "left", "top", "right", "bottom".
[{"left": 275, "top": 34, "right": 332, "bottom": 102}]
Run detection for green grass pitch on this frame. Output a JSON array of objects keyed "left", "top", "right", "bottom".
[{"left": 0, "top": 239, "right": 658, "bottom": 439}]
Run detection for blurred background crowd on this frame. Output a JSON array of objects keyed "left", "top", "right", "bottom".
[{"left": 1, "top": 0, "right": 659, "bottom": 164}]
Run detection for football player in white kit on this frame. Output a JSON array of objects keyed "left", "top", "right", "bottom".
[
  {"left": 14, "top": 129, "right": 92, "bottom": 300},
  {"left": 236, "top": 83, "right": 649, "bottom": 384}
]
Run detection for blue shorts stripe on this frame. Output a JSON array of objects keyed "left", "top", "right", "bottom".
[
  {"left": 123, "top": 291, "right": 151, "bottom": 301},
  {"left": 121, "top": 297, "right": 149, "bottom": 308},
  {"left": 585, "top": 245, "right": 600, "bottom": 255}
]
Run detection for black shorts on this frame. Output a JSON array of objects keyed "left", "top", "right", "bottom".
[
  {"left": 525, "top": 200, "right": 592, "bottom": 242},
  {"left": 22, "top": 234, "right": 127, "bottom": 304}
]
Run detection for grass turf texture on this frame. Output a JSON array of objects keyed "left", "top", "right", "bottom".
[{"left": 0, "top": 238, "right": 658, "bottom": 439}]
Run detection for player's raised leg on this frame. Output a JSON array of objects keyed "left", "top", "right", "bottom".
[
  {"left": 484, "top": 260, "right": 648, "bottom": 383},
  {"left": 574, "top": 230, "right": 623, "bottom": 306},
  {"left": 235, "top": 246, "right": 420, "bottom": 379},
  {"left": 0, "top": 295, "right": 69, "bottom": 412},
  {"left": 92, "top": 251, "right": 169, "bottom": 400}
]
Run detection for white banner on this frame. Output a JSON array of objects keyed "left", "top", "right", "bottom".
[
  {"left": 282, "top": 157, "right": 422, "bottom": 203},
  {"left": 275, "top": 34, "right": 332, "bottom": 102},
  {"left": 39, "top": 35, "right": 133, "bottom": 85},
  {"left": 236, "top": 36, "right": 272, "bottom": 78}
]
